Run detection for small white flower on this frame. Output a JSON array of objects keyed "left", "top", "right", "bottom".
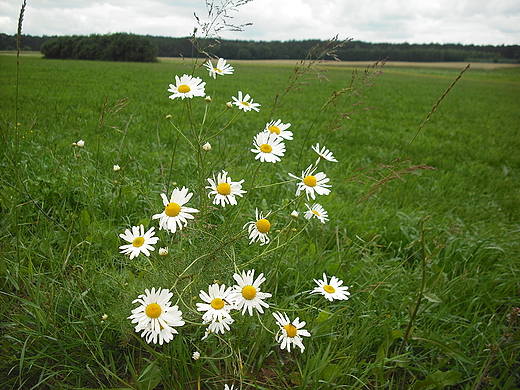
[
  {"left": 201, "top": 316, "right": 235, "bottom": 340},
  {"left": 168, "top": 74, "right": 206, "bottom": 100},
  {"left": 73, "top": 140, "right": 85, "bottom": 147},
  {"left": 152, "top": 187, "right": 200, "bottom": 233},
  {"left": 312, "top": 143, "right": 338, "bottom": 163},
  {"left": 192, "top": 351, "right": 201, "bottom": 360},
  {"left": 264, "top": 119, "right": 293, "bottom": 140},
  {"left": 272, "top": 311, "right": 311, "bottom": 353},
  {"left": 128, "top": 287, "right": 185, "bottom": 345},
  {"left": 101, "top": 313, "right": 108, "bottom": 320},
  {"left": 224, "top": 385, "right": 235, "bottom": 390},
  {"left": 119, "top": 225, "right": 159, "bottom": 259},
  {"left": 226, "top": 101, "right": 233, "bottom": 109},
  {"left": 289, "top": 164, "right": 331, "bottom": 200},
  {"left": 291, "top": 210, "right": 299, "bottom": 218},
  {"left": 230, "top": 269, "right": 272, "bottom": 316},
  {"left": 304, "top": 203, "right": 329, "bottom": 223},
  {"left": 311, "top": 273, "right": 350, "bottom": 301},
  {"left": 202, "top": 142, "right": 212, "bottom": 151},
  {"left": 232, "top": 91, "right": 261, "bottom": 112},
  {"left": 251, "top": 131, "right": 286, "bottom": 163},
  {"left": 244, "top": 208, "right": 271, "bottom": 245},
  {"left": 205, "top": 95, "right": 212, "bottom": 102},
  {"left": 158, "top": 247, "right": 169, "bottom": 256},
  {"left": 206, "top": 170, "right": 247, "bottom": 207},
  {"left": 113, "top": 164, "right": 121, "bottom": 172},
  {"left": 196, "top": 283, "right": 235, "bottom": 323},
  {"left": 205, "top": 58, "right": 234, "bottom": 79}
]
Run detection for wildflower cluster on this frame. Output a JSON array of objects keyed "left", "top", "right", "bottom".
[{"left": 116, "top": 57, "right": 351, "bottom": 357}]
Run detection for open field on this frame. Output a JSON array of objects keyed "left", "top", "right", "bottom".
[{"left": 1, "top": 53, "right": 519, "bottom": 389}]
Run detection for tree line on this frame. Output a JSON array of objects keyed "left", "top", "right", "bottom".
[{"left": 1, "top": 33, "right": 519, "bottom": 63}]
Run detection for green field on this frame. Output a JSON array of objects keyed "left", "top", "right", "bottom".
[{"left": 1, "top": 53, "right": 519, "bottom": 389}]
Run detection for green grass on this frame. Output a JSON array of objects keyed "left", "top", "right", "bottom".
[{"left": 1, "top": 53, "right": 519, "bottom": 389}]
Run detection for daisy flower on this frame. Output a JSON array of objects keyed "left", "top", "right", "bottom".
[
  {"left": 128, "top": 287, "right": 185, "bottom": 345},
  {"left": 304, "top": 203, "right": 329, "bottom": 224},
  {"left": 251, "top": 131, "right": 286, "bottom": 163},
  {"left": 264, "top": 119, "right": 293, "bottom": 140},
  {"left": 288, "top": 164, "right": 331, "bottom": 200},
  {"left": 206, "top": 170, "right": 247, "bottom": 207},
  {"left": 119, "top": 225, "right": 159, "bottom": 259},
  {"left": 311, "top": 273, "right": 351, "bottom": 301},
  {"left": 201, "top": 316, "right": 235, "bottom": 340},
  {"left": 244, "top": 208, "right": 272, "bottom": 245},
  {"left": 312, "top": 143, "right": 338, "bottom": 163},
  {"left": 224, "top": 385, "right": 235, "bottom": 390},
  {"left": 152, "top": 187, "right": 199, "bottom": 233},
  {"left": 205, "top": 58, "right": 234, "bottom": 78},
  {"left": 232, "top": 91, "right": 261, "bottom": 112},
  {"left": 272, "top": 312, "right": 311, "bottom": 353},
  {"left": 196, "top": 283, "right": 235, "bottom": 323},
  {"left": 168, "top": 74, "right": 206, "bottom": 100},
  {"left": 230, "top": 269, "right": 272, "bottom": 316}
]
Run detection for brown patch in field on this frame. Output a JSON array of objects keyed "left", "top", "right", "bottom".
[{"left": 158, "top": 57, "right": 518, "bottom": 70}]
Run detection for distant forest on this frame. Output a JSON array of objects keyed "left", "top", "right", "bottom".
[{"left": 1, "top": 33, "right": 519, "bottom": 63}]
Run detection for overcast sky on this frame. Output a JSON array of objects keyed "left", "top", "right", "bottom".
[{"left": 1, "top": 0, "right": 519, "bottom": 45}]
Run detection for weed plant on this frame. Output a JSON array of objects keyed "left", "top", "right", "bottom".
[{"left": 1, "top": 2, "right": 519, "bottom": 389}]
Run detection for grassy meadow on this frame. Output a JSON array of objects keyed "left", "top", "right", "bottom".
[{"left": 1, "top": 52, "right": 519, "bottom": 389}]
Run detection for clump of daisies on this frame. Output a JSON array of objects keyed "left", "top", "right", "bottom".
[{"left": 120, "top": 55, "right": 355, "bottom": 362}]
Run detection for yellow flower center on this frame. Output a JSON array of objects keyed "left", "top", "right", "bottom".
[
  {"left": 178, "top": 84, "right": 191, "bottom": 93},
  {"left": 256, "top": 218, "right": 271, "bottom": 234},
  {"left": 242, "top": 285, "right": 257, "bottom": 300},
  {"left": 242, "top": 101, "right": 250, "bottom": 106},
  {"left": 165, "top": 202, "right": 181, "bottom": 217},
  {"left": 132, "top": 236, "right": 145, "bottom": 247},
  {"left": 324, "top": 284, "right": 336, "bottom": 293},
  {"left": 283, "top": 323, "right": 297, "bottom": 338},
  {"left": 145, "top": 303, "right": 162, "bottom": 319},
  {"left": 210, "top": 298, "right": 225, "bottom": 310},
  {"left": 303, "top": 175, "right": 317, "bottom": 187},
  {"left": 217, "top": 182, "right": 231, "bottom": 195},
  {"left": 268, "top": 125, "right": 280, "bottom": 134},
  {"left": 214, "top": 67, "right": 221, "bottom": 73},
  {"left": 260, "top": 144, "right": 273, "bottom": 153},
  {"left": 312, "top": 210, "right": 320, "bottom": 216}
]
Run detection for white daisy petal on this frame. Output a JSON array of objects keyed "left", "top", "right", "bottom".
[
  {"left": 264, "top": 119, "right": 293, "bottom": 140},
  {"left": 243, "top": 208, "right": 271, "bottom": 245},
  {"left": 288, "top": 164, "right": 331, "bottom": 200},
  {"left": 119, "top": 225, "right": 159, "bottom": 259},
  {"left": 128, "top": 287, "right": 185, "bottom": 345},
  {"left": 304, "top": 203, "right": 329, "bottom": 223},
  {"left": 229, "top": 269, "right": 272, "bottom": 316},
  {"left": 205, "top": 58, "right": 234, "bottom": 79},
  {"left": 311, "top": 273, "right": 351, "bottom": 301},
  {"left": 312, "top": 143, "right": 338, "bottom": 163},
  {"left": 152, "top": 187, "right": 199, "bottom": 233},
  {"left": 251, "top": 131, "right": 286, "bottom": 163},
  {"left": 272, "top": 311, "right": 311, "bottom": 353},
  {"left": 168, "top": 74, "right": 206, "bottom": 100},
  {"left": 206, "top": 170, "right": 247, "bottom": 207},
  {"left": 196, "top": 283, "right": 235, "bottom": 323},
  {"left": 232, "top": 91, "right": 261, "bottom": 112}
]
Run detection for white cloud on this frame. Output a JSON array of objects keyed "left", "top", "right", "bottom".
[{"left": 0, "top": 0, "right": 519, "bottom": 45}]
